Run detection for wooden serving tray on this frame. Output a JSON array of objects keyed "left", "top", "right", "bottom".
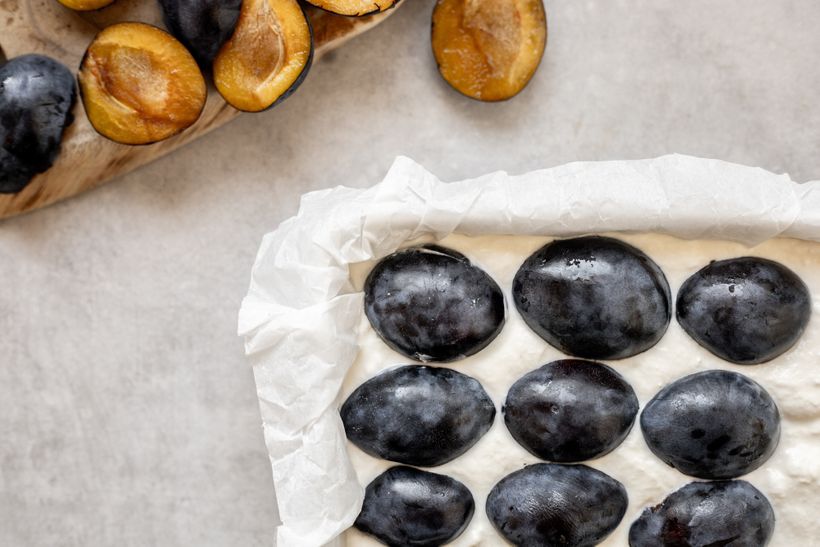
[{"left": 0, "top": 0, "right": 399, "bottom": 219}]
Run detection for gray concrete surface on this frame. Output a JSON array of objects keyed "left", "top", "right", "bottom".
[{"left": 2, "top": 1, "right": 819, "bottom": 545}]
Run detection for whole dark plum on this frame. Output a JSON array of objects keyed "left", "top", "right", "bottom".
[
  {"left": 159, "top": 0, "right": 242, "bottom": 67},
  {"left": 355, "top": 466, "right": 474, "bottom": 547},
  {"left": 341, "top": 365, "right": 495, "bottom": 467},
  {"left": 641, "top": 370, "right": 780, "bottom": 480},
  {"left": 513, "top": 236, "right": 671, "bottom": 360},
  {"left": 364, "top": 245, "right": 505, "bottom": 362},
  {"left": 0, "top": 55, "right": 76, "bottom": 193},
  {"left": 486, "top": 463, "right": 628, "bottom": 547},
  {"left": 629, "top": 480, "right": 775, "bottom": 547},
  {"left": 504, "top": 359, "right": 638, "bottom": 462},
  {"left": 677, "top": 257, "right": 811, "bottom": 364}
]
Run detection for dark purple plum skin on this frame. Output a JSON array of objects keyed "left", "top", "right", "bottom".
[
  {"left": 341, "top": 365, "right": 496, "bottom": 467},
  {"left": 629, "top": 480, "right": 775, "bottom": 547},
  {"left": 641, "top": 370, "right": 780, "bottom": 480},
  {"left": 0, "top": 55, "right": 76, "bottom": 193},
  {"left": 504, "top": 359, "right": 638, "bottom": 462},
  {"left": 355, "top": 466, "right": 475, "bottom": 547},
  {"left": 513, "top": 236, "right": 671, "bottom": 360},
  {"left": 486, "top": 463, "right": 628, "bottom": 547},
  {"left": 364, "top": 245, "right": 505, "bottom": 362},
  {"left": 159, "top": 0, "right": 242, "bottom": 67},
  {"left": 676, "top": 257, "right": 811, "bottom": 364}
]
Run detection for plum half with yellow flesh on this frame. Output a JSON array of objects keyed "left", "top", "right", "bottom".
[
  {"left": 303, "top": 0, "right": 396, "bottom": 17},
  {"left": 432, "top": 0, "right": 547, "bottom": 101},
  {"left": 56, "top": 0, "right": 115, "bottom": 12},
  {"left": 78, "top": 22, "right": 207, "bottom": 145},
  {"left": 213, "top": 0, "right": 312, "bottom": 112}
]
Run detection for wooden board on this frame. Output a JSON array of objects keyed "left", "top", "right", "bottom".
[{"left": 0, "top": 0, "right": 399, "bottom": 219}]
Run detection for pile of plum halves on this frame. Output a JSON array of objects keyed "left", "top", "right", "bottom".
[{"left": 341, "top": 236, "right": 812, "bottom": 546}]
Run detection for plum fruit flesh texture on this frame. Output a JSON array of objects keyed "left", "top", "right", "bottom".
[
  {"left": 364, "top": 245, "right": 506, "bottom": 362},
  {"left": 355, "top": 466, "right": 475, "bottom": 547},
  {"left": 0, "top": 55, "right": 76, "bottom": 193},
  {"left": 159, "top": 0, "right": 242, "bottom": 67},
  {"left": 504, "top": 359, "right": 639, "bottom": 462},
  {"left": 629, "top": 480, "right": 775, "bottom": 547},
  {"left": 640, "top": 370, "right": 780, "bottom": 480},
  {"left": 676, "top": 256, "right": 811, "bottom": 364},
  {"left": 341, "top": 365, "right": 496, "bottom": 467},
  {"left": 486, "top": 463, "right": 628, "bottom": 547},
  {"left": 513, "top": 236, "right": 671, "bottom": 360}
]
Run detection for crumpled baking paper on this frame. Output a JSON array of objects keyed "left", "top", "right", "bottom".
[{"left": 237, "top": 154, "right": 820, "bottom": 547}]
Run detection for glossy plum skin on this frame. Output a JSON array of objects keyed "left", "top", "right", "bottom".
[
  {"left": 486, "top": 463, "right": 628, "bottom": 547},
  {"left": 341, "top": 365, "right": 496, "bottom": 467},
  {"left": 677, "top": 257, "right": 811, "bottom": 364},
  {"left": 0, "top": 55, "right": 76, "bottom": 193},
  {"left": 641, "top": 370, "right": 780, "bottom": 480},
  {"left": 355, "top": 466, "right": 475, "bottom": 547},
  {"left": 513, "top": 236, "right": 671, "bottom": 360},
  {"left": 504, "top": 359, "right": 639, "bottom": 462},
  {"left": 364, "top": 245, "right": 505, "bottom": 362},
  {"left": 629, "top": 480, "right": 775, "bottom": 547},
  {"left": 159, "top": 0, "right": 242, "bottom": 67}
]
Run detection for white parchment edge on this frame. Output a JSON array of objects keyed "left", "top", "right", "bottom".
[{"left": 237, "top": 154, "right": 820, "bottom": 546}]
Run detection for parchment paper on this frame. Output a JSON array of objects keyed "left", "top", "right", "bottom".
[{"left": 237, "top": 154, "right": 820, "bottom": 547}]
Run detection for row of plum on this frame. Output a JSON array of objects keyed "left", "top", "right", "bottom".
[
  {"left": 342, "top": 364, "right": 779, "bottom": 480},
  {"left": 353, "top": 464, "right": 774, "bottom": 546},
  {"left": 344, "top": 363, "right": 779, "bottom": 546},
  {"left": 364, "top": 237, "right": 811, "bottom": 366}
]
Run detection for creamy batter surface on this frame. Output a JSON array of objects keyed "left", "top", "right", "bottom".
[{"left": 342, "top": 233, "right": 820, "bottom": 547}]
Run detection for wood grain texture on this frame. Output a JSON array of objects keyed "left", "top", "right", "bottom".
[{"left": 0, "top": 0, "right": 399, "bottom": 219}]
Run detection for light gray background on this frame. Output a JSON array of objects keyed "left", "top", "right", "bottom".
[{"left": 2, "top": 1, "right": 819, "bottom": 545}]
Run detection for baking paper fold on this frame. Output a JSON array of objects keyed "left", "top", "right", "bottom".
[{"left": 237, "top": 154, "right": 820, "bottom": 546}]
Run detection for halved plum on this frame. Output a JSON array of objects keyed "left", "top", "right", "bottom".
[
  {"left": 486, "top": 463, "right": 628, "bottom": 546},
  {"left": 513, "top": 236, "right": 671, "bottom": 360},
  {"left": 677, "top": 256, "right": 811, "bottom": 364},
  {"left": 364, "top": 245, "right": 505, "bottom": 362},
  {"left": 1, "top": 54, "right": 76, "bottom": 193},
  {"left": 305, "top": 0, "right": 396, "bottom": 17},
  {"left": 504, "top": 360, "right": 639, "bottom": 462},
  {"left": 431, "top": 0, "right": 547, "bottom": 101},
  {"left": 640, "top": 370, "right": 780, "bottom": 480},
  {"left": 78, "top": 22, "right": 207, "bottom": 145},
  {"left": 159, "top": 0, "right": 243, "bottom": 67},
  {"left": 57, "top": 0, "right": 115, "bottom": 11},
  {"left": 629, "top": 480, "right": 775, "bottom": 547},
  {"left": 341, "top": 365, "right": 496, "bottom": 467},
  {"left": 355, "top": 466, "right": 475, "bottom": 546},
  {"left": 213, "top": 0, "right": 312, "bottom": 112}
]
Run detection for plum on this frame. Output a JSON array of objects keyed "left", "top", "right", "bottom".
[
  {"left": 513, "top": 236, "right": 671, "bottom": 360},
  {"left": 431, "top": 0, "right": 547, "bottom": 101},
  {"left": 1, "top": 55, "right": 76, "bottom": 193},
  {"left": 304, "top": 0, "right": 396, "bottom": 16},
  {"left": 57, "top": 0, "right": 113, "bottom": 10},
  {"left": 213, "top": 0, "right": 312, "bottom": 112},
  {"left": 78, "top": 23, "right": 207, "bottom": 145},
  {"left": 159, "top": 0, "right": 242, "bottom": 67},
  {"left": 677, "top": 257, "right": 811, "bottom": 364},
  {"left": 504, "top": 359, "right": 638, "bottom": 462},
  {"left": 355, "top": 466, "right": 475, "bottom": 546},
  {"left": 364, "top": 245, "right": 505, "bottom": 362},
  {"left": 629, "top": 480, "right": 775, "bottom": 546},
  {"left": 486, "top": 463, "right": 628, "bottom": 546},
  {"left": 640, "top": 370, "right": 780, "bottom": 480},
  {"left": 341, "top": 365, "right": 495, "bottom": 466}
]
